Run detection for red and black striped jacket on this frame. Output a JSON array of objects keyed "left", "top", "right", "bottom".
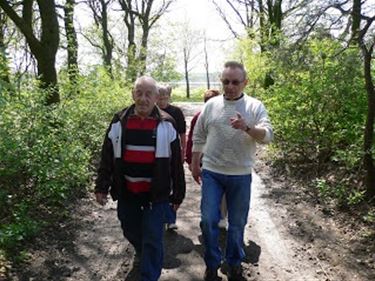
[{"left": 95, "top": 105, "right": 185, "bottom": 205}]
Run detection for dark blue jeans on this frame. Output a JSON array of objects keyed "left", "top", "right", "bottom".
[
  {"left": 117, "top": 198, "right": 168, "bottom": 281},
  {"left": 165, "top": 204, "right": 177, "bottom": 224},
  {"left": 200, "top": 169, "right": 252, "bottom": 269}
]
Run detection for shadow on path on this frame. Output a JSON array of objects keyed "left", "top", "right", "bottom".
[
  {"left": 163, "top": 230, "right": 195, "bottom": 269},
  {"left": 194, "top": 230, "right": 261, "bottom": 265},
  {"left": 124, "top": 230, "right": 195, "bottom": 281}
]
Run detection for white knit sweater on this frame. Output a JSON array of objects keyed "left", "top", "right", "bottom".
[{"left": 192, "top": 94, "right": 273, "bottom": 175}]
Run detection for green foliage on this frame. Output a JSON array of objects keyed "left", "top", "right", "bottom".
[
  {"left": 315, "top": 178, "right": 366, "bottom": 207},
  {"left": 238, "top": 38, "right": 272, "bottom": 90},
  {"left": 0, "top": 48, "right": 11, "bottom": 91},
  {"left": 363, "top": 210, "right": 375, "bottom": 223},
  {"left": 243, "top": 38, "right": 367, "bottom": 166},
  {"left": 149, "top": 56, "right": 182, "bottom": 82},
  {"left": 241, "top": 37, "right": 370, "bottom": 204},
  {"left": 0, "top": 67, "right": 131, "bottom": 260},
  {"left": 172, "top": 86, "right": 210, "bottom": 102}
]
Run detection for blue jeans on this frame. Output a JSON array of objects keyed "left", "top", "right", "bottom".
[
  {"left": 165, "top": 204, "right": 176, "bottom": 224},
  {"left": 117, "top": 198, "right": 168, "bottom": 281},
  {"left": 200, "top": 169, "right": 252, "bottom": 269}
]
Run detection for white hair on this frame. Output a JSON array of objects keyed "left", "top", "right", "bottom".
[{"left": 134, "top": 76, "right": 158, "bottom": 94}]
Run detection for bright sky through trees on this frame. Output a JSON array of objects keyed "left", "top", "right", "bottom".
[
  {"left": 73, "top": 0, "right": 243, "bottom": 76},
  {"left": 163, "top": 0, "right": 243, "bottom": 73}
]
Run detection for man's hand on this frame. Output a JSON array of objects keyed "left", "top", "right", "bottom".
[
  {"left": 230, "top": 112, "right": 247, "bottom": 131},
  {"left": 191, "top": 163, "right": 201, "bottom": 184},
  {"left": 172, "top": 203, "right": 180, "bottom": 212},
  {"left": 191, "top": 152, "right": 202, "bottom": 184},
  {"left": 95, "top": 192, "right": 108, "bottom": 206},
  {"left": 181, "top": 149, "right": 185, "bottom": 164}
]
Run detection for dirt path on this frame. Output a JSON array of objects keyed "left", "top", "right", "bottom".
[{"left": 10, "top": 102, "right": 374, "bottom": 281}]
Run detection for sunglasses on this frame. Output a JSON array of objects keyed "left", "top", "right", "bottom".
[{"left": 221, "top": 79, "right": 244, "bottom": 86}]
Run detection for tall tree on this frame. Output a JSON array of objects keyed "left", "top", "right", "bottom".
[
  {"left": 87, "top": 0, "right": 114, "bottom": 78},
  {"left": 203, "top": 36, "right": 210, "bottom": 89},
  {"left": 330, "top": 0, "right": 375, "bottom": 196},
  {"left": 118, "top": 0, "right": 137, "bottom": 82},
  {"left": 0, "top": 0, "right": 60, "bottom": 104},
  {"left": 135, "top": 0, "right": 175, "bottom": 75},
  {"left": 351, "top": 0, "right": 375, "bottom": 197},
  {"left": 351, "top": 0, "right": 361, "bottom": 44},
  {"left": 266, "top": 0, "right": 282, "bottom": 47},
  {"left": 211, "top": 0, "right": 256, "bottom": 40},
  {"left": 0, "top": 9, "right": 10, "bottom": 84},
  {"left": 362, "top": 40, "right": 375, "bottom": 197},
  {"left": 210, "top": 0, "right": 321, "bottom": 50},
  {"left": 64, "top": 0, "right": 79, "bottom": 83},
  {"left": 118, "top": 0, "right": 175, "bottom": 77},
  {"left": 179, "top": 23, "right": 201, "bottom": 99}
]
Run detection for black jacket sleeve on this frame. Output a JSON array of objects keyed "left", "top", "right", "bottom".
[
  {"left": 170, "top": 136, "right": 186, "bottom": 204},
  {"left": 95, "top": 115, "right": 117, "bottom": 194}
]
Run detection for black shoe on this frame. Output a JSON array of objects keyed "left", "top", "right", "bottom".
[
  {"left": 133, "top": 253, "right": 141, "bottom": 268},
  {"left": 227, "top": 265, "right": 246, "bottom": 281},
  {"left": 204, "top": 267, "right": 221, "bottom": 281}
]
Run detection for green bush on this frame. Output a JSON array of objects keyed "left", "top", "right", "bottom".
[
  {"left": 241, "top": 37, "right": 370, "bottom": 205},
  {"left": 172, "top": 86, "right": 212, "bottom": 102},
  {"left": 315, "top": 178, "right": 366, "bottom": 207},
  {"left": 243, "top": 38, "right": 367, "bottom": 167},
  {"left": 0, "top": 68, "right": 132, "bottom": 259}
]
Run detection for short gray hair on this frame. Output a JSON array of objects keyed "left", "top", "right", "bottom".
[
  {"left": 134, "top": 76, "right": 158, "bottom": 94},
  {"left": 222, "top": 61, "right": 247, "bottom": 80},
  {"left": 158, "top": 84, "right": 172, "bottom": 96}
]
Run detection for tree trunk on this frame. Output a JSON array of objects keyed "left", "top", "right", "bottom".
[
  {"left": 127, "top": 43, "right": 137, "bottom": 81},
  {"left": 258, "top": 0, "right": 266, "bottom": 52},
  {"left": 362, "top": 44, "right": 375, "bottom": 198},
  {"left": 119, "top": 0, "right": 137, "bottom": 82},
  {"left": 138, "top": 24, "right": 149, "bottom": 76},
  {"left": 204, "top": 37, "right": 210, "bottom": 89},
  {"left": 351, "top": 0, "right": 361, "bottom": 44},
  {"left": 64, "top": 0, "right": 79, "bottom": 83},
  {"left": 0, "top": 0, "right": 60, "bottom": 104},
  {"left": 0, "top": 10, "right": 10, "bottom": 84},
  {"left": 36, "top": 0, "right": 60, "bottom": 104},
  {"left": 35, "top": 50, "right": 59, "bottom": 103},
  {"left": 184, "top": 49, "right": 190, "bottom": 99},
  {"left": 100, "top": 0, "right": 113, "bottom": 78},
  {"left": 267, "top": 0, "right": 282, "bottom": 47},
  {"left": 88, "top": 0, "right": 114, "bottom": 78}
]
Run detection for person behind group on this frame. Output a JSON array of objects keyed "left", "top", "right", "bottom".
[
  {"left": 95, "top": 76, "right": 186, "bottom": 281},
  {"left": 185, "top": 89, "right": 228, "bottom": 229},
  {"left": 191, "top": 61, "right": 273, "bottom": 281},
  {"left": 156, "top": 84, "right": 187, "bottom": 231}
]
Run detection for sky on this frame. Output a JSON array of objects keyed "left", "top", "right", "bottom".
[
  {"left": 162, "top": 0, "right": 241, "bottom": 73},
  {"left": 74, "top": 0, "right": 243, "bottom": 76}
]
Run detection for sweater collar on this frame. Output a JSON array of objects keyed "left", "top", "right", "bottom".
[{"left": 224, "top": 93, "right": 244, "bottom": 101}]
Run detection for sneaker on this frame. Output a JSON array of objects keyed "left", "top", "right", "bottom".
[
  {"left": 218, "top": 219, "right": 227, "bottom": 229},
  {"left": 227, "top": 265, "right": 246, "bottom": 281},
  {"left": 204, "top": 267, "right": 221, "bottom": 281},
  {"left": 166, "top": 223, "right": 178, "bottom": 230}
]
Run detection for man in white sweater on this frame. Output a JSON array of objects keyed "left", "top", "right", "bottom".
[{"left": 191, "top": 61, "right": 273, "bottom": 281}]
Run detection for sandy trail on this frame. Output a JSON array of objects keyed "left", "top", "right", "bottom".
[{"left": 11, "top": 102, "right": 373, "bottom": 281}]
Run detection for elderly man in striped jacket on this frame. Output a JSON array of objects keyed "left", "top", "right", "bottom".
[{"left": 95, "top": 76, "right": 186, "bottom": 281}]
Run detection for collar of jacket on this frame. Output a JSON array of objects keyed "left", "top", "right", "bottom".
[{"left": 119, "top": 104, "right": 173, "bottom": 123}]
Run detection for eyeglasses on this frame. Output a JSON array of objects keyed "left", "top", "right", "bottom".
[{"left": 221, "top": 79, "right": 244, "bottom": 86}]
